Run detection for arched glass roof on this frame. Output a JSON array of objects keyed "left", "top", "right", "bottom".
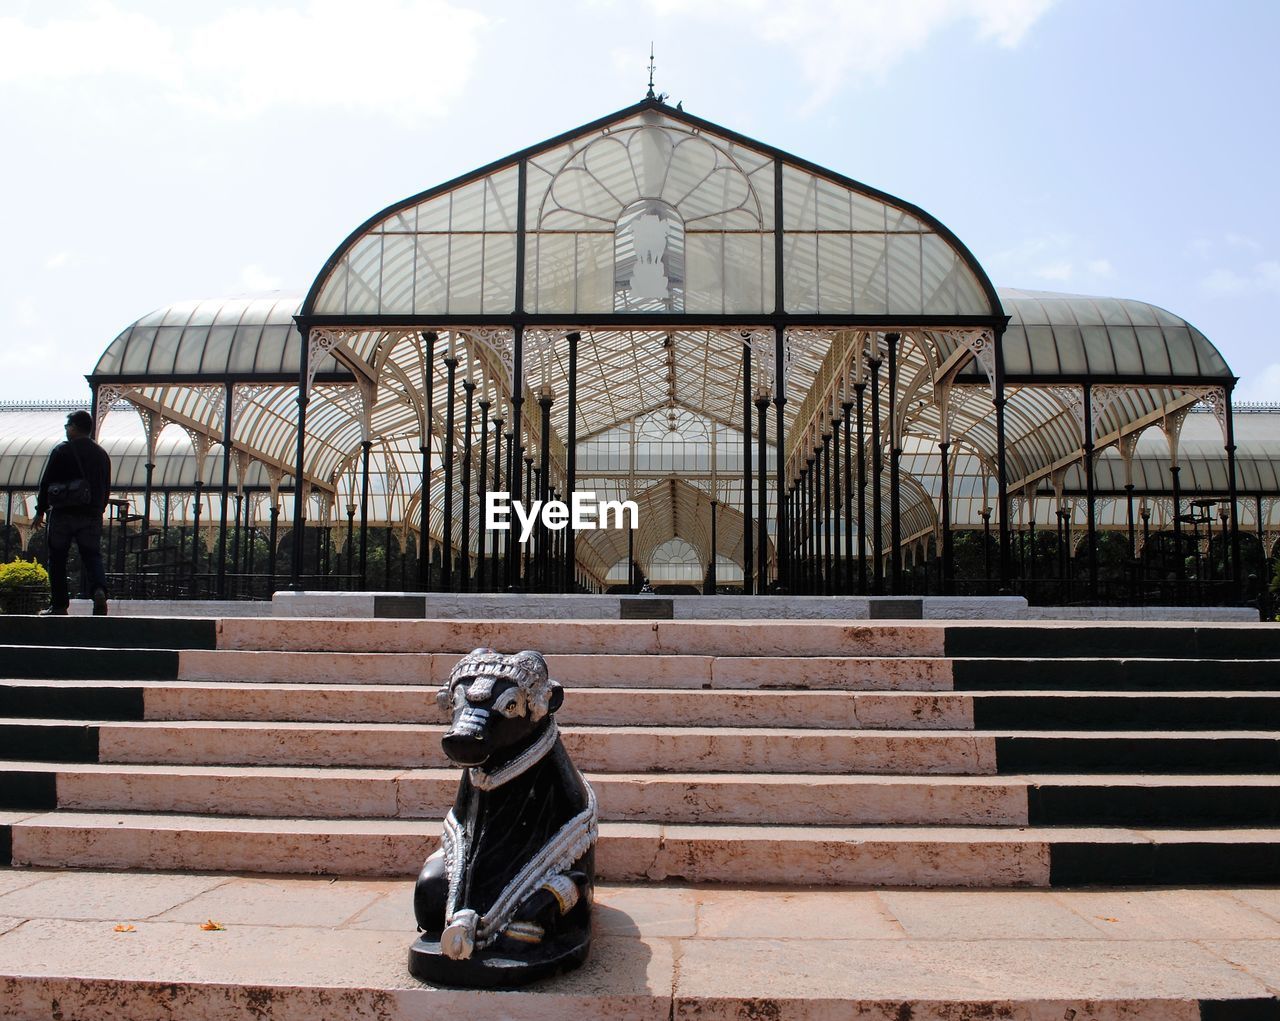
[
  {"left": 990, "top": 289, "right": 1231, "bottom": 381},
  {"left": 94, "top": 294, "right": 342, "bottom": 381},
  {"left": 304, "top": 100, "right": 1000, "bottom": 321}
]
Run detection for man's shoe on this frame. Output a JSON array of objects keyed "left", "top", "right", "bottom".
[
  {"left": 38, "top": 607, "right": 68, "bottom": 616},
  {"left": 91, "top": 589, "right": 108, "bottom": 616}
]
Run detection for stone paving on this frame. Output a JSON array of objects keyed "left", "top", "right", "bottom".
[{"left": 0, "top": 868, "right": 1278, "bottom": 1019}]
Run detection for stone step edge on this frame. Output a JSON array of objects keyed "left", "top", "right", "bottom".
[
  {"left": 4, "top": 975, "right": 1271, "bottom": 1021},
  {"left": 8, "top": 812, "right": 1280, "bottom": 886}
]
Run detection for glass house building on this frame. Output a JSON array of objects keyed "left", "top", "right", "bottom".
[{"left": 3, "top": 97, "right": 1270, "bottom": 604}]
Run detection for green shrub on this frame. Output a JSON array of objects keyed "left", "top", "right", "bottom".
[{"left": 0, "top": 560, "right": 50, "bottom": 614}]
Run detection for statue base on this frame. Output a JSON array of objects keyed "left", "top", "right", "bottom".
[{"left": 407, "top": 931, "right": 591, "bottom": 989}]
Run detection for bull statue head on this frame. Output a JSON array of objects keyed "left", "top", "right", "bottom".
[{"left": 437, "top": 648, "right": 565, "bottom": 767}]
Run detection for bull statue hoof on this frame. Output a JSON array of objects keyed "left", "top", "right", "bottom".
[{"left": 408, "top": 648, "right": 597, "bottom": 989}]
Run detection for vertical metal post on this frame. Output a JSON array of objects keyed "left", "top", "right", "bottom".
[
  {"left": 442, "top": 353, "right": 458, "bottom": 590},
  {"left": 503, "top": 427, "right": 515, "bottom": 589},
  {"left": 461, "top": 378, "right": 475, "bottom": 591},
  {"left": 566, "top": 331, "right": 579, "bottom": 594},
  {"left": 191, "top": 481, "right": 203, "bottom": 595},
  {"left": 822, "top": 432, "right": 833, "bottom": 594},
  {"left": 708, "top": 499, "right": 718, "bottom": 593},
  {"left": 419, "top": 331, "right": 435, "bottom": 591},
  {"left": 217, "top": 385, "right": 233, "bottom": 599},
  {"left": 290, "top": 326, "right": 309, "bottom": 588},
  {"left": 755, "top": 392, "right": 769, "bottom": 592},
  {"left": 1083, "top": 383, "right": 1098, "bottom": 599},
  {"left": 868, "top": 354, "right": 883, "bottom": 595},
  {"left": 831, "top": 414, "right": 841, "bottom": 592},
  {"left": 268, "top": 504, "right": 279, "bottom": 593},
  {"left": 508, "top": 325, "right": 524, "bottom": 590},
  {"left": 994, "top": 342, "right": 1011, "bottom": 588},
  {"left": 854, "top": 383, "right": 866, "bottom": 594},
  {"left": 1171, "top": 464, "right": 1184, "bottom": 581},
  {"left": 742, "top": 342, "right": 754, "bottom": 595},
  {"left": 886, "top": 333, "right": 901, "bottom": 594},
  {"left": 841, "top": 402, "right": 853, "bottom": 594},
  {"left": 538, "top": 391, "right": 553, "bottom": 591},
  {"left": 359, "top": 440, "right": 372, "bottom": 590},
  {"left": 491, "top": 417, "right": 504, "bottom": 590},
  {"left": 773, "top": 326, "right": 788, "bottom": 589},
  {"left": 939, "top": 441, "right": 952, "bottom": 593},
  {"left": 477, "top": 398, "right": 490, "bottom": 592},
  {"left": 1225, "top": 392, "right": 1242, "bottom": 586}
]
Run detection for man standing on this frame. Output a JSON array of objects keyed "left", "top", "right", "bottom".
[{"left": 32, "top": 410, "right": 112, "bottom": 616}]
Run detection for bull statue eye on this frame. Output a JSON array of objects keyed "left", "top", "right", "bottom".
[{"left": 493, "top": 688, "right": 526, "bottom": 719}]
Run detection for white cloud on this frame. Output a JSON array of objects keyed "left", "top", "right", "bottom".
[
  {"left": 649, "top": 0, "right": 1056, "bottom": 109},
  {"left": 237, "top": 265, "right": 284, "bottom": 293},
  {"left": 0, "top": 1, "right": 490, "bottom": 122},
  {"left": 44, "top": 252, "right": 72, "bottom": 270},
  {"left": 1201, "top": 260, "right": 1280, "bottom": 296},
  {"left": 989, "top": 233, "right": 1114, "bottom": 286},
  {"left": 1233, "top": 362, "right": 1280, "bottom": 404}
]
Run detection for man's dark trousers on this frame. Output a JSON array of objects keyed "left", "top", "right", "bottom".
[{"left": 47, "top": 510, "right": 108, "bottom": 611}]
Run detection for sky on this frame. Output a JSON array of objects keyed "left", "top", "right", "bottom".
[{"left": 1, "top": 0, "right": 1277, "bottom": 401}]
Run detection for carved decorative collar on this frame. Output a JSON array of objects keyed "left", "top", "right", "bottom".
[{"left": 467, "top": 719, "right": 559, "bottom": 792}]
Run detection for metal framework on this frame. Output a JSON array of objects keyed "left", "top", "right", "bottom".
[{"left": 4, "top": 98, "right": 1259, "bottom": 603}]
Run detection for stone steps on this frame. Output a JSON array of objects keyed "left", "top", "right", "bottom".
[
  {"left": 8, "top": 678, "right": 1280, "bottom": 729},
  {"left": 5, "top": 810, "right": 1279, "bottom": 886},
  {"left": 4, "top": 760, "right": 1277, "bottom": 827}
]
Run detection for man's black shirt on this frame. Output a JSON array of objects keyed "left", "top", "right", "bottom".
[{"left": 36, "top": 436, "right": 112, "bottom": 516}]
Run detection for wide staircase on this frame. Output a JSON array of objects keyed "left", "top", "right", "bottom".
[{"left": 1, "top": 614, "right": 1279, "bottom": 1017}]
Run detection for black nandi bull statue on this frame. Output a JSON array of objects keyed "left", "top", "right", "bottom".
[{"left": 408, "top": 648, "right": 597, "bottom": 988}]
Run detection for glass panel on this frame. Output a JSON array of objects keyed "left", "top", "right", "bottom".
[
  {"left": 850, "top": 192, "right": 887, "bottom": 232},
  {"left": 314, "top": 260, "right": 348, "bottom": 315},
  {"left": 481, "top": 233, "right": 517, "bottom": 314},
  {"left": 1134, "top": 325, "right": 1172, "bottom": 375},
  {"left": 448, "top": 179, "right": 487, "bottom": 232},
  {"left": 1026, "top": 325, "right": 1064, "bottom": 373},
  {"left": 920, "top": 235, "right": 957, "bottom": 315},
  {"left": 415, "top": 192, "right": 451, "bottom": 233},
  {"left": 782, "top": 232, "right": 818, "bottom": 313},
  {"left": 148, "top": 327, "right": 184, "bottom": 374},
  {"left": 850, "top": 234, "right": 888, "bottom": 314},
  {"left": 781, "top": 165, "right": 817, "bottom": 231},
  {"left": 684, "top": 233, "right": 723, "bottom": 313},
  {"left": 121, "top": 328, "right": 156, "bottom": 373},
  {"left": 1109, "top": 326, "right": 1144, "bottom": 374},
  {"left": 446, "top": 233, "right": 485, "bottom": 313},
  {"left": 345, "top": 236, "right": 383, "bottom": 315},
  {"left": 379, "top": 233, "right": 416, "bottom": 313},
  {"left": 576, "top": 233, "right": 614, "bottom": 313},
  {"left": 725, "top": 233, "right": 771, "bottom": 313},
  {"left": 529, "top": 233, "right": 576, "bottom": 313},
  {"left": 885, "top": 208, "right": 924, "bottom": 232},
  {"left": 614, "top": 200, "right": 685, "bottom": 312},
  {"left": 816, "top": 233, "right": 854, "bottom": 314},
  {"left": 814, "top": 177, "right": 853, "bottom": 231},
  {"left": 380, "top": 210, "right": 415, "bottom": 233},
  {"left": 255, "top": 325, "right": 293, "bottom": 373},
  {"left": 414, "top": 234, "right": 449, "bottom": 314},
  {"left": 885, "top": 233, "right": 923, "bottom": 313}
]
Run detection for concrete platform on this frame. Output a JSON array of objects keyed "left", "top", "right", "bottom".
[{"left": 0, "top": 868, "right": 1276, "bottom": 1019}]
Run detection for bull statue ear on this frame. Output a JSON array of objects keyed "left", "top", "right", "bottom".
[{"left": 547, "top": 681, "right": 564, "bottom": 716}]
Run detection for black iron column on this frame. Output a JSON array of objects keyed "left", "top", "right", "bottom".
[
  {"left": 709, "top": 498, "right": 718, "bottom": 593},
  {"left": 868, "top": 352, "right": 883, "bottom": 595},
  {"left": 460, "top": 377, "right": 475, "bottom": 591},
  {"left": 566, "top": 332, "right": 579, "bottom": 594},
  {"left": 1171, "top": 463, "right": 1184, "bottom": 581},
  {"left": 1225, "top": 393, "right": 1241, "bottom": 585},
  {"left": 191, "top": 480, "right": 203, "bottom": 593},
  {"left": 290, "top": 326, "right": 309, "bottom": 588},
  {"left": 886, "top": 333, "right": 902, "bottom": 594},
  {"left": 491, "top": 415, "right": 504, "bottom": 591},
  {"left": 538, "top": 390, "right": 553, "bottom": 591},
  {"left": 523, "top": 453, "right": 533, "bottom": 586},
  {"left": 1126, "top": 482, "right": 1136, "bottom": 559},
  {"left": 841, "top": 400, "right": 853, "bottom": 595},
  {"left": 854, "top": 382, "right": 866, "bottom": 594},
  {"left": 831, "top": 411, "right": 841, "bottom": 593},
  {"left": 742, "top": 342, "right": 754, "bottom": 595},
  {"left": 773, "top": 326, "right": 788, "bottom": 590},
  {"left": 477, "top": 397, "right": 490, "bottom": 592},
  {"left": 141, "top": 457, "right": 155, "bottom": 576},
  {"left": 1083, "top": 383, "right": 1098, "bottom": 598},
  {"left": 503, "top": 425, "right": 515, "bottom": 589},
  {"left": 268, "top": 502, "right": 279, "bottom": 592},
  {"left": 442, "top": 352, "right": 458, "bottom": 590},
  {"left": 994, "top": 339, "right": 1011, "bottom": 588},
  {"left": 217, "top": 385, "right": 233, "bottom": 599},
  {"left": 359, "top": 440, "right": 372, "bottom": 590},
  {"left": 939, "top": 441, "right": 952, "bottom": 593},
  {"left": 822, "top": 431, "right": 833, "bottom": 594},
  {"left": 755, "top": 390, "right": 769, "bottom": 592},
  {"left": 419, "top": 332, "right": 436, "bottom": 592}
]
